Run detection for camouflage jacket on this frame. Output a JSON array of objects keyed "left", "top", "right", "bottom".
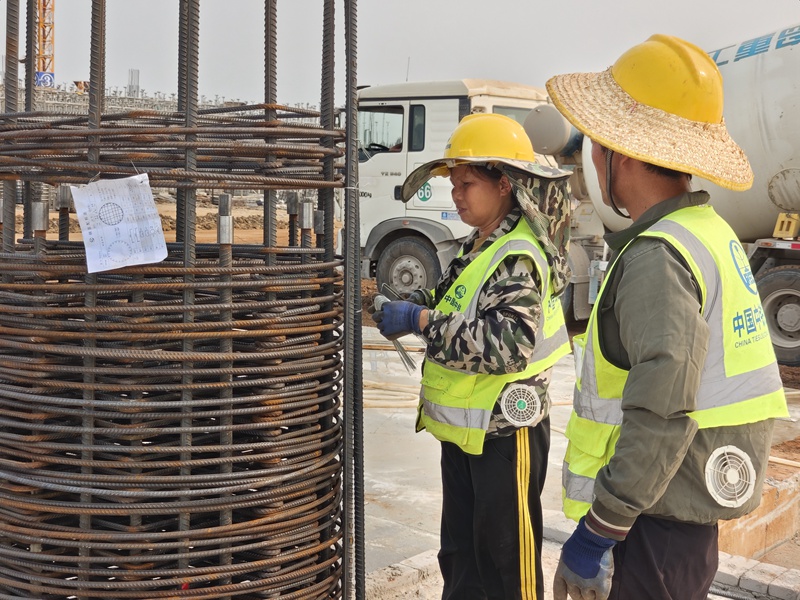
[{"left": 420, "top": 207, "right": 551, "bottom": 438}]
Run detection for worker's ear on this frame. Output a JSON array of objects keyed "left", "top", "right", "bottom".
[
  {"left": 615, "top": 153, "right": 636, "bottom": 173},
  {"left": 499, "top": 175, "right": 512, "bottom": 196}
]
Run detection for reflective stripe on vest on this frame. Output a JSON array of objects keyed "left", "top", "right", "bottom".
[
  {"left": 418, "top": 218, "right": 570, "bottom": 455},
  {"left": 562, "top": 205, "right": 788, "bottom": 519}
]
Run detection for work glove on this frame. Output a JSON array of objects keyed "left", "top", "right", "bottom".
[
  {"left": 553, "top": 517, "right": 616, "bottom": 600},
  {"left": 372, "top": 300, "right": 423, "bottom": 341}
]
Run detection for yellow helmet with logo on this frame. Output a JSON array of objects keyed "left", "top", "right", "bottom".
[
  {"left": 546, "top": 33, "right": 752, "bottom": 191},
  {"left": 401, "top": 112, "right": 569, "bottom": 201}
]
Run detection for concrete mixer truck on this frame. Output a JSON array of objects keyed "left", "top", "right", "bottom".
[{"left": 354, "top": 24, "right": 800, "bottom": 363}]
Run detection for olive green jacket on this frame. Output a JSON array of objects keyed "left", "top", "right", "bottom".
[{"left": 588, "top": 191, "right": 776, "bottom": 538}]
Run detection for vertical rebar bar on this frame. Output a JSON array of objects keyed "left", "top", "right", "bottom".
[
  {"left": 24, "top": 0, "right": 35, "bottom": 112},
  {"left": 23, "top": 0, "right": 38, "bottom": 239},
  {"left": 318, "top": 0, "right": 336, "bottom": 263},
  {"left": 343, "top": 0, "right": 364, "bottom": 598},
  {"left": 87, "top": 0, "right": 105, "bottom": 164},
  {"left": 175, "top": 0, "right": 188, "bottom": 242},
  {"left": 263, "top": 0, "right": 278, "bottom": 253},
  {"left": 317, "top": 1, "right": 342, "bottom": 590},
  {"left": 178, "top": 0, "right": 201, "bottom": 577},
  {"left": 3, "top": 0, "right": 20, "bottom": 253},
  {"left": 80, "top": 4, "right": 106, "bottom": 597},
  {"left": 217, "top": 193, "right": 233, "bottom": 598},
  {"left": 57, "top": 184, "right": 70, "bottom": 240}
]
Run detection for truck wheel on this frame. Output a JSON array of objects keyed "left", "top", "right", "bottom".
[
  {"left": 376, "top": 237, "right": 441, "bottom": 296},
  {"left": 756, "top": 265, "right": 800, "bottom": 366}
]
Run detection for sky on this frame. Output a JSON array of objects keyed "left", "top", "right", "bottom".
[{"left": 2, "top": 0, "right": 800, "bottom": 106}]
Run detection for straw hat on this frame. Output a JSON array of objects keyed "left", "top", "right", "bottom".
[
  {"left": 400, "top": 113, "right": 570, "bottom": 201},
  {"left": 545, "top": 34, "right": 753, "bottom": 191}
]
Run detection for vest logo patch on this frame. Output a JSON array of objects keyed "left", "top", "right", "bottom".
[
  {"left": 730, "top": 240, "right": 758, "bottom": 295},
  {"left": 443, "top": 293, "right": 462, "bottom": 311},
  {"left": 455, "top": 285, "right": 467, "bottom": 299},
  {"left": 732, "top": 304, "right": 768, "bottom": 346}
]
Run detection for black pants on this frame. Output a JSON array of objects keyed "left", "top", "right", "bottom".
[
  {"left": 439, "top": 419, "right": 549, "bottom": 600},
  {"left": 610, "top": 514, "right": 718, "bottom": 600}
]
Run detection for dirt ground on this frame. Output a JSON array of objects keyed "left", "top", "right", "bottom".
[
  {"left": 28, "top": 192, "right": 280, "bottom": 246},
  {"left": 780, "top": 365, "right": 800, "bottom": 388},
  {"left": 153, "top": 193, "right": 281, "bottom": 245}
]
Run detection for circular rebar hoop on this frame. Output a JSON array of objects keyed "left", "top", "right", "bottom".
[
  {"left": 0, "top": 105, "right": 345, "bottom": 189},
  {"left": 0, "top": 244, "right": 345, "bottom": 598}
]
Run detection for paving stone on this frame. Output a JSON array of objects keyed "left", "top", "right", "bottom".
[
  {"left": 740, "top": 561, "right": 788, "bottom": 594},
  {"left": 401, "top": 549, "right": 439, "bottom": 580},
  {"left": 769, "top": 568, "right": 800, "bottom": 600},
  {"left": 716, "top": 553, "right": 761, "bottom": 587}
]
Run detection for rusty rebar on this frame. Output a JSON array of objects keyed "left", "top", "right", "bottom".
[
  {"left": 0, "top": 0, "right": 349, "bottom": 596},
  {"left": 0, "top": 244, "right": 345, "bottom": 597}
]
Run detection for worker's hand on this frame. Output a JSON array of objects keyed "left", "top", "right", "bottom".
[
  {"left": 372, "top": 300, "right": 424, "bottom": 340},
  {"left": 553, "top": 517, "right": 616, "bottom": 600}
]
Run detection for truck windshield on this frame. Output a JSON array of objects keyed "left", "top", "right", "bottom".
[
  {"left": 358, "top": 106, "right": 404, "bottom": 161},
  {"left": 493, "top": 105, "right": 532, "bottom": 125}
]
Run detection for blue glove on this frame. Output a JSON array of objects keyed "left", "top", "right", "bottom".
[
  {"left": 553, "top": 517, "right": 616, "bottom": 600},
  {"left": 372, "top": 300, "right": 423, "bottom": 340}
]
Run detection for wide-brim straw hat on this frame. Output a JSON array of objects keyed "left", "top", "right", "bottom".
[
  {"left": 545, "top": 68, "right": 753, "bottom": 191},
  {"left": 400, "top": 156, "right": 570, "bottom": 202}
]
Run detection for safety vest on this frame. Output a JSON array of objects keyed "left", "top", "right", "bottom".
[
  {"left": 563, "top": 205, "right": 788, "bottom": 521},
  {"left": 418, "top": 217, "right": 571, "bottom": 455}
]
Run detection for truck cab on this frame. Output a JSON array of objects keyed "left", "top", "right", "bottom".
[{"left": 357, "top": 79, "right": 551, "bottom": 295}]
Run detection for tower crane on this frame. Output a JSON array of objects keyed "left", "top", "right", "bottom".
[{"left": 35, "top": 0, "right": 54, "bottom": 87}]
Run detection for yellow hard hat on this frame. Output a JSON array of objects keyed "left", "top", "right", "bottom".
[
  {"left": 401, "top": 113, "right": 569, "bottom": 201},
  {"left": 612, "top": 34, "right": 724, "bottom": 124},
  {"left": 444, "top": 113, "right": 537, "bottom": 162},
  {"left": 546, "top": 33, "right": 752, "bottom": 191}
]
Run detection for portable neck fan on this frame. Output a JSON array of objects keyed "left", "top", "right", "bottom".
[{"left": 500, "top": 384, "right": 544, "bottom": 427}]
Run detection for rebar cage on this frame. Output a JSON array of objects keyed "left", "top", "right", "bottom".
[{"left": 0, "top": 1, "right": 360, "bottom": 598}]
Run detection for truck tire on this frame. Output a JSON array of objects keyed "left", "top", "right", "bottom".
[
  {"left": 376, "top": 237, "right": 441, "bottom": 297},
  {"left": 756, "top": 265, "right": 800, "bottom": 366}
]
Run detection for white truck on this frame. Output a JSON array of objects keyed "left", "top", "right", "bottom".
[{"left": 356, "top": 25, "right": 800, "bottom": 364}]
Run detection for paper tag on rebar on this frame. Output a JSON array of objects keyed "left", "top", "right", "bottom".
[{"left": 70, "top": 174, "right": 168, "bottom": 273}]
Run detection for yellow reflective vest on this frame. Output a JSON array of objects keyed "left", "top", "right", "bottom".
[
  {"left": 418, "top": 217, "right": 571, "bottom": 455},
  {"left": 563, "top": 205, "right": 788, "bottom": 521}
]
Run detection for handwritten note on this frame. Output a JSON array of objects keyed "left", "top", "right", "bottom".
[{"left": 70, "top": 174, "right": 168, "bottom": 273}]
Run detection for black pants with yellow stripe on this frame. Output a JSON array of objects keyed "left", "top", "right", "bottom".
[{"left": 439, "top": 418, "right": 549, "bottom": 600}]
